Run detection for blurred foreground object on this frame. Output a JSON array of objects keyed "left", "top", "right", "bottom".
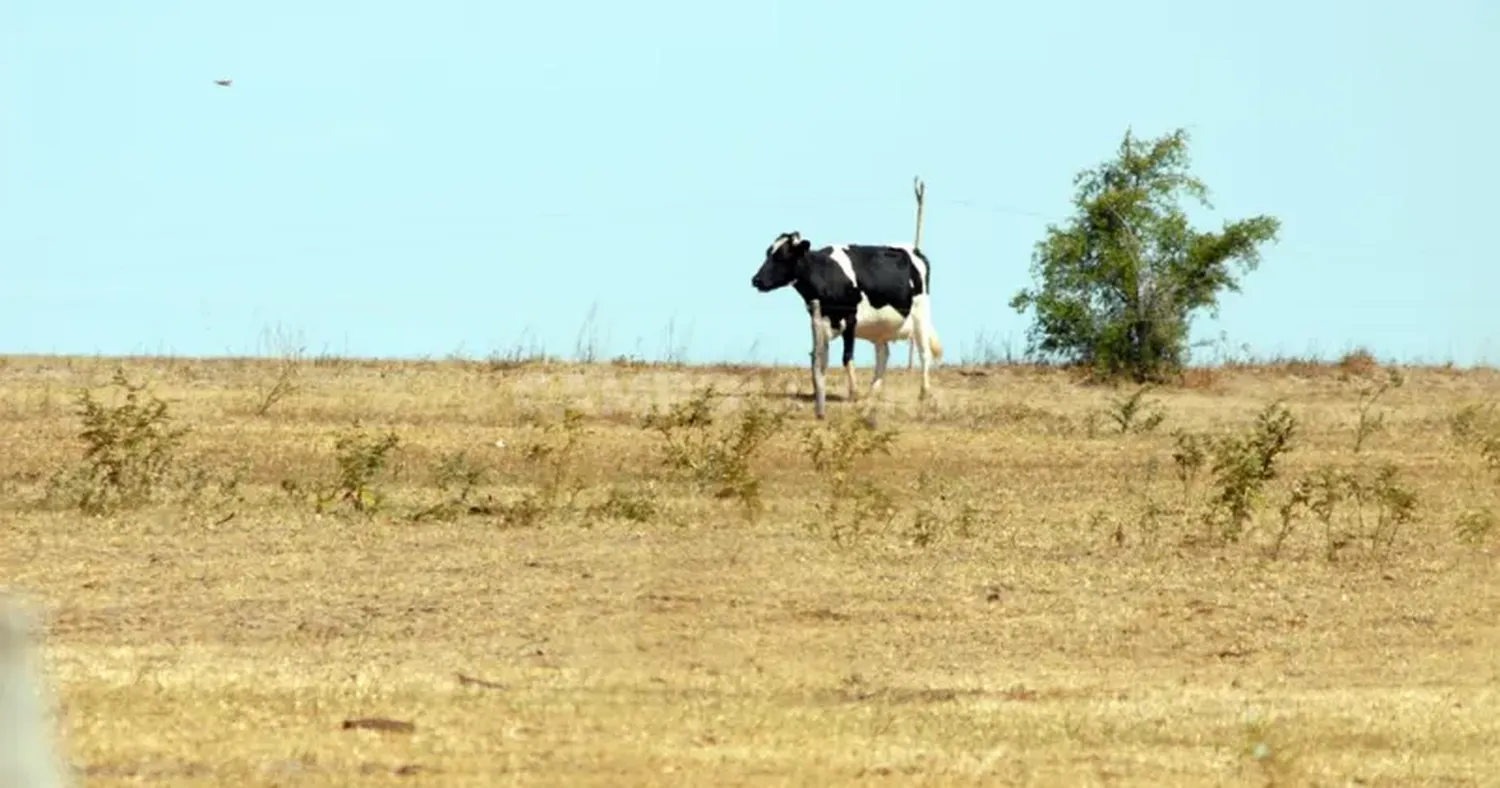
[{"left": 0, "top": 594, "right": 70, "bottom": 788}]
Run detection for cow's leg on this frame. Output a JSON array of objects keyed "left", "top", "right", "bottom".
[
  {"left": 841, "top": 319, "right": 858, "bottom": 403},
  {"left": 906, "top": 338, "right": 915, "bottom": 370},
  {"left": 871, "top": 340, "right": 891, "bottom": 396},
  {"left": 809, "top": 301, "right": 830, "bottom": 419}
]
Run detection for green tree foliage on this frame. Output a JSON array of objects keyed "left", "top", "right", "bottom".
[{"left": 1010, "top": 128, "right": 1281, "bottom": 381}]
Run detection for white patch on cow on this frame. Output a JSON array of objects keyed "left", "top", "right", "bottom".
[
  {"left": 768, "top": 233, "right": 804, "bottom": 286},
  {"left": 854, "top": 298, "right": 915, "bottom": 344},
  {"left": 826, "top": 245, "right": 859, "bottom": 287},
  {"left": 895, "top": 244, "right": 930, "bottom": 292}
]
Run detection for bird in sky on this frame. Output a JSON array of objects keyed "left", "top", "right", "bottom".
[{"left": 213, "top": 78, "right": 232, "bottom": 87}]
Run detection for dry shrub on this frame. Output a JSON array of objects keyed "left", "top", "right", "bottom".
[
  {"left": 1177, "top": 367, "right": 1219, "bottom": 390},
  {"left": 45, "top": 369, "right": 189, "bottom": 514},
  {"left": 501, "top": 407, "right": 589, "bottom": 528},
  {"left": 642, "top": 386, "right": 788, "bottom": 519},
  {"left": 410, "top": 450, "right": 489, "bottom": 523},
  {"left": 802, "top": 416, "right": 899, "bottom": 544},
  {"left": 1338, "top": 347, "right": 1379, "bottom": 378}
]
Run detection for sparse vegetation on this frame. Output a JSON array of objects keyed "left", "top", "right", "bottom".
[
  {"left": 1152, "top": 397, "right": 1424, "bottom": 561},
  {"left": 1450, "top": 401, "right": 1500, "bottom": 479},
  {"left": 1351, "top": 367, "right": 1404, "bottom": 453},
  {"left": 501, "top": 406, "right": 589, "bottom": 528},
  {"left": 1447, "top": 400, "right": 1500, "bottom": 547},
  {"left": 1179, "top": 401, "right": 1299, "bottom": 543},
  {"left": 1456, "top": 507, "right": 1496, "bottom": 545},
  {"left": 410, "top": 449, "right": 489, "bottom": 523},
  {"left": 1104, "top": 385, "right": 1166, "bottom": 434},
  {"left": 313, "top": 423, "right": 403, "bottom": 516},
  {"left": 3, "top": 354, "right": 1499, "bottom": 785},
  {"left": 905, "top": 470, "right": 980, "bottom": 547},
  {"left": 802, "top": 415, "right": 899, "bottom": 544},
  {"left": 642, "top": 385, "right": 788, "bottom": 518},
  {"left": 251, "top": 325, "right": 306, "bottom": 417},
  {"left": 587, "top": 482, "right": 660, "bottom": 524},
  {"left": 1276, "top": 462, "right": 1421, "bottom": 561}
]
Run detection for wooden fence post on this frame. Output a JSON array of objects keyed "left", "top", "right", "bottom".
[{"left": 908, "top": 176, "right": 926, "bottom": 370}]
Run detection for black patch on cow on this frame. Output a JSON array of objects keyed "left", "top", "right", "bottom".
[{"left": 841, "top": 243, "right": 928, "bottom": 301}]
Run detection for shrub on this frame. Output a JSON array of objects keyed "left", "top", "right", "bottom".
[
  {"left": 1104, "top": 385, "right": 1166, "bottom": 434},
  {"left": 502, "top": 407, "right": 588, "bottom": 528},
  {"left": 642, "top": 386, "right": 788, "bottom": 518},
  {"left": 802, "top": 416, "right": 899, "bottom": 544},
  {"left": 411, "top": 450, "right": 489, "bottom": 523},
  {"left": 48, "top": 369, "right": 189, "bottom": 515},
  {"left": 316, "top": 424, "right": 402, "bottom": 516}
]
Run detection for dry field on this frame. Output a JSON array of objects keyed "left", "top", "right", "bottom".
[{"left": 2, "top": 352, "right": 1500, "bottom": 786}]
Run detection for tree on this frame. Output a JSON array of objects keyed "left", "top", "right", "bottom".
[{"left": 1009, "top": 128, "right": 1281, "bottom": 382}]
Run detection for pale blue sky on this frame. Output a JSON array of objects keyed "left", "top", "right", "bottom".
[{"left": 2, "top": 1, "right": 1495, "bottom": 366}]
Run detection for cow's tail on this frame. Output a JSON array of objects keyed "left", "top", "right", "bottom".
[
  {"left": 914, "top": 247, "right": 942, "bottom": 362},
  {"left": 920, "top": 284, "right": 943, "bottom": 362},
  {"left": 912, "top": 296, "right": 942, "bottom": 363}
]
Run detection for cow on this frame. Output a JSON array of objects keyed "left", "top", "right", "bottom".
[{"left": 751, "top": 230, "right": 944, "bottom": 419}]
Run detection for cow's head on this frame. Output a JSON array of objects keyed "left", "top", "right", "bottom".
[{"left": 751, "top": 231, "right": 812, "bottom": 292}]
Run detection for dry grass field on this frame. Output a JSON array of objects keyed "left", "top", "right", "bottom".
[{"left": 3, "top": 351, "right": 1500, "bottom": 786}]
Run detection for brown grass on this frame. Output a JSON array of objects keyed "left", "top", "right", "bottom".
[{"left": 3, "top": 353, "right": 1500, "bottom": 786}]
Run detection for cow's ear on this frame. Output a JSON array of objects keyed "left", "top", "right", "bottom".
[{"left": 794, "top": 239, "right": 811, "bottom": 254}]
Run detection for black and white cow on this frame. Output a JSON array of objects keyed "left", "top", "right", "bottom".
[{"left": 751, "top": 230, "right": 944, "bottom": 419}]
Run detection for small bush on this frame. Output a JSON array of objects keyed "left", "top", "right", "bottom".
[
  {"left": 1448, "top": 402, "right": 1500, "bottom": 477},
  {"left": 643, "top": 387, "right": 788, "bottom": 518},
  {"left": 1170, "top": 430, "right": 1209, "bottom": 499},
  {"left": 1273, "top": 467, "right": 1339, "bottom": 559},
  {"left": 1104, "top": 386, "right": 1166, "bottom": 434},
  {"left": 253, "top": 361, "right": 301, "bottom": 417},
  {"left": 1357, "top": 463, "right": 1419, "bottom": 554},
  {"left": 411, "top": 450, "right": 489, "bottom": 523},
  {"left": 804, "top": 415, "right": 898, "bottom": 479},
  {"left": 1337, "top": 347, "right": 1379, "bottom": 378},
  {"left": 311, "top": 424, "right": 402, "bottom": 516},
  {"left": 1275, "top": 462, "right": 1419, "bottom": 561},
  {"left": 500, "top": 407, "right": 589, "bottom": 528},
  {"left": 252, "top": 329, "right": 306, "bottom": 417},
  {"left": 587, "top": 483, "right": 660, "bottom": 524},
  {"left": 1456, "top": 507, "right": 1496, "bottom": 546},
  {"left": 905, "top": 471, "right": 979, "bottom": 548},
  {"left": 47, "top": 369, "right": 190, "bottom": 515},
  {"left": 1203, "top": 402, "right": 1298, "bottom": 542},
  {"left": 1446, "top": 402, "right": 1500, "bottom": 547},
  {"left": 802, "top": 416, "right": 899, "bottom": 544},
  {"left": 1448, "top": 402, "right": 1498, "bottom": 446},
  {"left": 1350, "top": 368, "right": 1403, "bottom": 453}
]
